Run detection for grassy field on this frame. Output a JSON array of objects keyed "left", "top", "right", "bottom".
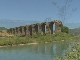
[{"left": 0, "top": 32, "right": 80, "bottom": 46}]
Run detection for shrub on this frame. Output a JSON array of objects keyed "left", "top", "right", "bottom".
[{"left": 61, "top": 26, "right": 69, "bottom": 33}]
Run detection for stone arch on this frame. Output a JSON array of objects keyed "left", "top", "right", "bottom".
[{"left": 54, "top": 20, "right": 62, "bottom": 33}]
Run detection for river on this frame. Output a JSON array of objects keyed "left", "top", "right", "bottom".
[{"left": 0, "top": 41, "right": 72, "bottom": 60}]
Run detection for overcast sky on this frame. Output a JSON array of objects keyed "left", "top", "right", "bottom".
[{"left": 0, "top": 0, "right": 80, "bottom": 28}]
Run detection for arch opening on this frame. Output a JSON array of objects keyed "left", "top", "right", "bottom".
[{"left": 53, "top": 23, "right": 56, "bottom": 33}]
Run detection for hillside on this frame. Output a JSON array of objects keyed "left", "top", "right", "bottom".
[
  {"left": 69, "top": 27, "right": 80, "bottom": 35},
  {"left": 0, "top": 27, "right": 7, "bottom": 30},
  {"left": 0, "top": 27, "right": 14, "bottom": 37},
  {"left": 0, "top": 30, "right": 14, "bottom": 37}
]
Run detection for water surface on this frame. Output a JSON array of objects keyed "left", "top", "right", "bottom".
[{"left": 0, "top": 41, "right": 71, "bottom": 60}]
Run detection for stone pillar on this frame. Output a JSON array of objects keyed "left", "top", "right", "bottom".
[
  {"left": 49, "top": 21, "right": 54, "bottom": 34},
  {"left": 54, "top": 20, "right": 62, "bottom": 33},
  {"left": 17, "top": 27, "right": 22, "bottom": 36},
  {"left": 24, "top": 26, "right": 26, "bottom": 36},
  {"left": 21, "top": 26, "right": 25, "bottom": 36},
  {"left": 12, "top": 28, "right": 15, "bottom": 34},
  {"left": 32, "top": 24, "right": 37, "bottom": 36},
  {"left": 24, "top": 26, "right": 27, "bottom": 36},
  {"left": 41, "top": 22, "right": 46, "bottom": 35},
  {"left": 35, "top": 24, "right": 38, "bottom": 34},
  {"left": 24, "top": 25, "right": 29, "bottom": 37},
  {"left": 14, "top": 27, "right": 16, "bottom": 35},
  {"left": 15, "top": 27, "right": 18, "bottom": 36},
  {"left": 29, "top": 25, "right": 32, "bottom": 36},
  {"left": 38, "top": 23, "right": 43, "bottom": 35},
  {"left": 46, "top": 22, "right": 51, "bottom": 34},
  {"left": 25, "top": 25, "right": 30, "bottom": 37}
]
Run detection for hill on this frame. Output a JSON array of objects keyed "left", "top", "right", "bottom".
[
  {"left": 0, "top": 27, "right": 7, "bottom": 30},
  {"left": 69, "top": 27, "right": 80, "bottom": 35},
  {"left": 0, "top": 27, "right": 14, "bottom": 37}
]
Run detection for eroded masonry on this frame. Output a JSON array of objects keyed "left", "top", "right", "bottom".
[{"left": 8, "top": 20, "right": 62, "bottom": 37}]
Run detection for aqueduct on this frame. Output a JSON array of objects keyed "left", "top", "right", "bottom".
[{"left": 8, "top": 20, "right": 62, "bottom": 37}]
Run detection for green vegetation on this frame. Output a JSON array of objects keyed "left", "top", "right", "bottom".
[
  {"left": 0, "top": 27, "right": 7, "bottom": 30},
  {"left": 55, "top": 40, "right": 80, "bottom": 60},
  {"left": 61, "top": 26, "right": 69, "bottom": 33},
  {"left": 69, "top": 27, "right": 80, "bottom": 35},
  {"left": 0, "top": 32, "right": 79, "bottom": 46}
]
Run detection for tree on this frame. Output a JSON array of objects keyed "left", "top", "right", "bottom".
[{"left": 61, "top": 26, "right": 69, "bottom": 33}]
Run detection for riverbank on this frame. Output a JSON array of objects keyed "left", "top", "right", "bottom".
[
  {"left": 0, "top": 33, "right": 80, "bottom": 47},
  {"left": 0, "top": 42, "right": 38, "bottom": 48},
  {"left": 55, "top": 39, "right": 80, "bottom": 60}
]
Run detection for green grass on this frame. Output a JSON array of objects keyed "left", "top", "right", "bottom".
[
  {"left": 0, "top": 32, "right": 80, "bottom": 46},
  {"left": 55, "top": 40, "right": 80, "bottom": 60}
]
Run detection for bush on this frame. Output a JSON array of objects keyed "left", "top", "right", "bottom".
[{"left": 61, "top": 26, "right": 69, "bottom": 33}]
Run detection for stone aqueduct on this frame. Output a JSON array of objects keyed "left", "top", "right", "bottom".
[{"left": 8, "top": 20, "right": 62, "bottom": 37}]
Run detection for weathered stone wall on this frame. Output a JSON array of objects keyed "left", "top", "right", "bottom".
[
  {"left": 49, "top": 21, "right": 54, "bottom": 34},
  {"left": 8, "top": 20, "right": 62, "bottom": 37},
  {"left": 14, "top": 27, "right": 18, "bottom": 36},
  {"left": 17, "top": 26, "right": 22, "bottom": 36},
  {"left": 54, "top": 20, "right": 62, "bottom": 33},
  {"left": 46, "top": 22, "right": 51, "bottom": 34}
]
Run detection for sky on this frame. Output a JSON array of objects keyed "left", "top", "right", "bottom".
[{"left": 0, "top": 0, "right": 80, "bottom": 28}]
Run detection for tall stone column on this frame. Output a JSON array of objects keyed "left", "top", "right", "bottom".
[
  {"left": 14, "top": 27, "right": 17, "bottom": 36},
  {"left": 49, "top": 21, "right": 54, "bottom": 34},
  {"left": 54, "top": 20, "right": 62, "bottom": 33},
  {"left": 46, "top": 22, "right": 51, "bottom": 34},
  {"left": 38, "top": 23, "right": 43, "bottom": 35},
  {"left": 12, "top": 28, "right": 15, "bottom": 34},
  {"left": 24, "top": 26, "right": 26, "bottom": 36},
  {"left": 41, "top": 22, "right": 46, "bottom": 35},
  {"left": 17, "top": 27, "right": 22, "bottom": 36},
  {"left": 32, "top": 24, "right": 37, "bottom": 36},
  {"left": 28, "top": 25, "right": 32, "bottom": 36},
  {"left": 9, "top": 28, "right": 15, "bottom": 34},
  {"left": 25, "top": 25, "right": 28, "bottom": 37},
  {"left": 15, "top": 27, "right": 18, "bottom": 36},
  {"left": 25, "top": 25, "right": 30, "bottom": 37},
  {"left": 21, "top": 26, "right": 25, "bottom": 36},
  {"left": 35, "top": 24, "right": 38, "bottom": 34}
]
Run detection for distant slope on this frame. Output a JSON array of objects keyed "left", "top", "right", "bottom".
[
  {"left": 0, "top": 19, "right": 40, "bottom": 28},
  {"left": 0, "top": 27, "right": 7, "bottom": 30},
  {"left": 69, "top": 27, "right": 80, "bottom": 35},
  {"left": 0, "top": 19, "right": 80, "bottom": 29},
  {"left": 0, "top": 30, "right": 14, "bottom": 37}
]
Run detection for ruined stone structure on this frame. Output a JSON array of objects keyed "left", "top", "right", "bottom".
[{"left": 8, "top": 20, "right": 62, "bottom": 37}]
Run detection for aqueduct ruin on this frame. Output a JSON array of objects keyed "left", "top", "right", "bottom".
[{"left": 8, "top": 20, "right": 62, "bottom": 37}]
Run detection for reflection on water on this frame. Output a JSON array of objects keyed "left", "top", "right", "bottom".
[{"left": 0, "top": 41, "right": 71, "bottom": 60}]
